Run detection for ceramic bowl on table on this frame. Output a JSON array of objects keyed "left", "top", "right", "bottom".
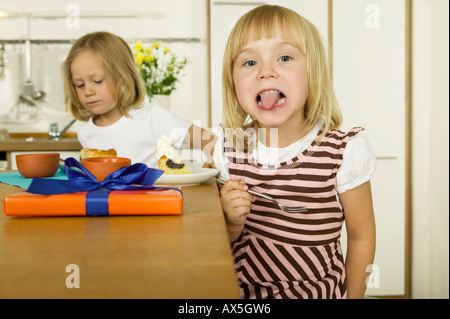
[
  {"left": 81, "top": 157, "right": 131, "bottom": 181},
  {"left": 16, "top": 153, "right": 60, "bottom": 178}
]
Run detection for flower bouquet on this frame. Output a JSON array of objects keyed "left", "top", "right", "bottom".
[{"left": 134, "top": 41, "right": 188, "bottom": 99}]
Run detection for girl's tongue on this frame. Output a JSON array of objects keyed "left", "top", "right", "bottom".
[{"left": 257, "top": 90, "right": 285, "bottom": 110}]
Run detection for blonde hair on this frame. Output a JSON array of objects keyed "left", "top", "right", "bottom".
[
  {"left": 222, "top": 5, "right": 342, "bottom": 140},
  {"left": 62, "top": 31, "right": 146, "bottom": 121}
]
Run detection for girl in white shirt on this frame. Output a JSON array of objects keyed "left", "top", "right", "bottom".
[{"left": 62, "top": 31, "right": 214, "bottom": 168}]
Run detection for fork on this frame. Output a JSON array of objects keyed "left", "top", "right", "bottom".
[{"left": 216, "top": 178, "right": 308, "bottom": 213}]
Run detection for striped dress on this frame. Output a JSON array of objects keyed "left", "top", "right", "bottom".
[{"left": 225, "top": 127, "right": 364, "bottom": 299}]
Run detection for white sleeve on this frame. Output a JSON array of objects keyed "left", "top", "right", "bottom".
[
  {"left": 212, "top": 129, "right": 230, "bottom": 180},
  {"left": 336, "top": 133, "right": 376, "bottom": 193}
]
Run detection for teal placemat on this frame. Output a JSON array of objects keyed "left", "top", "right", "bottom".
[{"left": 0, "top": 167, "right": 68, "bottom": 189}]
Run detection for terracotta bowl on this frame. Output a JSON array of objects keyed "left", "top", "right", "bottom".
[
  {"left": 81, "top": 157, "right": 131, "bottom": 181},
  {"left": 16, "top": 153, "right": 60, "bottom": 178}
]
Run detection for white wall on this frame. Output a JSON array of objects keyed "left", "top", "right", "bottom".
[
  {"left": 0, "top": 0, "right": 209, "bottom": 133},
  {"left": 411, "top": 0, "right": 449, "bottom": 299}
]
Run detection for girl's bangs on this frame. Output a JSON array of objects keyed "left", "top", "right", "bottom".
[{"left": 232, "top": 9, "right": 306, "bottom": 60}]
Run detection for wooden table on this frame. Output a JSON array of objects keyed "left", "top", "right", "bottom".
[{"left": 0, "top": 179, "right": 239, "bottom": 299}]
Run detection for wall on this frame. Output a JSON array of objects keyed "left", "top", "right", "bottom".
[
  {"left": 0, "top": 0, "right": 209, "bottom": 133},
  {"left": 411, "top": 0, "right": 449, "bottom": 299}
]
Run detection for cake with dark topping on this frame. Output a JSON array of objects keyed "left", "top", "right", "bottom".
[{"left": 158, "top": 155, "right": 191, "bottom": 175}]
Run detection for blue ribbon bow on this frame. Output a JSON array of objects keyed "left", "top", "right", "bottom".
[{"left": 26, "top": 157, "right": 179, "bottom": 216}]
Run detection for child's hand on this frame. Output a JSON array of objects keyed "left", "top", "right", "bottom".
[
  {"left": 219, "top": 179, "right": 254, "bottom": 242},
  {"left": 202, "top": 161, "right": 216, "bottom": 169}
]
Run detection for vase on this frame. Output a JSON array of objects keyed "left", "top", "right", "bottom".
[{"left": 151, "top": 94, "right": 171, "bottom": 110}]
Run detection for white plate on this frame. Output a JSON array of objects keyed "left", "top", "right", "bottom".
[{"left": 155, "top": 164, "right": 219, "bottom": 186}]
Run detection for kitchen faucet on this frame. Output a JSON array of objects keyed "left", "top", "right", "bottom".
[{"left": 49, "top": 119, "right": 76, "bottom": 140}]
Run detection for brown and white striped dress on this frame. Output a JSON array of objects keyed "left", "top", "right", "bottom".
[{"left": 224, "top": 127, "right": 364, "bottom": 299}]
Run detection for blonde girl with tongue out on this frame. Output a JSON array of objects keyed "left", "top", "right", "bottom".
[{"left": 213, "top": 5, "right": 376, "bottom": 299}]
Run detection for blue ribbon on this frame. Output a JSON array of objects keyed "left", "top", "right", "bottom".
[{"left": 26, "top": 157, "right": 180, "bottom": 216}]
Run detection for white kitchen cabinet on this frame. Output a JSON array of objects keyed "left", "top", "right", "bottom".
[{"left": 333, "top": 0, "right": 408, "bottom": 297}]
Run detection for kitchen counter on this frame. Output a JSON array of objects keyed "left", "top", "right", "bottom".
[
  {"left": 0, "top": 178, "right": 239, "bottom": 299},
  {"left": 0, "top": 137, "right": 82, "bottom": 170},
  {"left": 0, "top": 138, "right": 82, "bottom": 151}
]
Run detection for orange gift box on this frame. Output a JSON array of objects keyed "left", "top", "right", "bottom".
[{"left": 3, "top": 188, "right": 183, "bottom": 217}]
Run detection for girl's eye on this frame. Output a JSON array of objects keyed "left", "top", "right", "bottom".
[
  {"left": 244, "top": 60, "right": 257, "bottom": 67},
  {"left": 75, "top": 83, "right": 84, "bottom": 89},
  {"left": 94, "top": 79, "right": 104, "bottom": 84},
  {"left": 279, "top": 56, "right": 292, "bottom": 62}
]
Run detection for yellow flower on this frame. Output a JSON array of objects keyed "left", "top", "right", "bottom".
[
  {"left": 134, "top": 41, "right": 142, "bottom": 52},
  {"left": 135, "top": 53, "right": 144, "bottom": 64},
  {"left": 152, "top": 41, "right": 161, "bottom": 49},
  {"left": 145, "top": 47, "right": 152, "bottom": 55},
  {"left": 145, "top": 55, "right": 154, "bottom": 62},
  {"left": 163, "top": 46, "right": 171, "bottom": 54}
]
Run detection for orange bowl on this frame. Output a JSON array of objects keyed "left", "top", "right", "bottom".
[
  {"left": 81, "top": 157, "right": 131, "bottom": 181},
  {"left": 16, "top": 153, "right": 60, "bottom": 178}
]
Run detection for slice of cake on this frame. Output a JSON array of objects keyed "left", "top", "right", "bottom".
[
  {"left": 158, "top": 155, "right": 191, "bottom": 175},
  {"left": 157, "top": 135, "right": 191, "bottom": 175},
  {"left": 80, "top": 148, "right": 117, "bottom": 160}
]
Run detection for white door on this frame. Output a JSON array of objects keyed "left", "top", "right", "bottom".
[{"left": 333, "top": 0, "right": 407, "bottom": 297}]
